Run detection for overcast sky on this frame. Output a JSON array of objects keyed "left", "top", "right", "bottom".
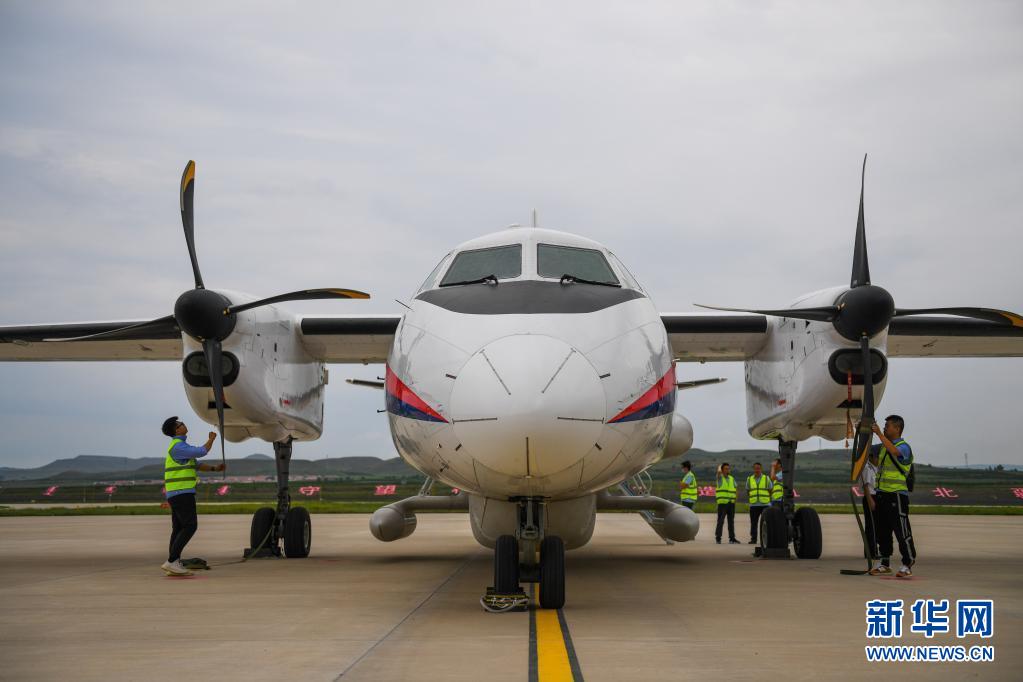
[{"left": 1, "top": 1, "right": 1020, "bottom": 469}]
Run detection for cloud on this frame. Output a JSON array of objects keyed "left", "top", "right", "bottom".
[{"left": 1, "top": 2, "right": 1021, "bottom": 468}]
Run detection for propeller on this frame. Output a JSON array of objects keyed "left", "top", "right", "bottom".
[
  {"left": 52, "top": 161, "right": 371, "bottom": 473},
  {"left": 696, "top": 155, "right": 1022, "bottom": 339},
  {"left": 694, "top": 154, "right": 1023, "bottom": 480}
]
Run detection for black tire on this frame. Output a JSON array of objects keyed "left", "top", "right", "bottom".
[
  {"left": 539, "top": 536, "right": 565, "bottom": 609},
  {"left": 758, "top": 505, "right": 788, "bottom": 551},
  {"left": 250, "top": 507, "right": 276, "bottom": 551},
  {"left": 793, "top": 507, "right": 822, "bottom": 559},
  {"left": 283, "top": 506, "right": 312, "bottom": 558},
  {"left": 494, "top": 534, "right": 520, "bottom": 594}
]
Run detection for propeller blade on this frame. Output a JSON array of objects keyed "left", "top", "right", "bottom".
[
  {"left": 850, "top": 335, "right": 875, "bottom": 482},
  {"left": 225, "top": 288, "right": 370, "bottom": 315},
  {"left": 894, "top": 307, "right": 1023, "bottom": 327},
  {"left": 45, "top": 315, "right": 178, "bottom": 342},
  {"left": 850, "top": 154, "right": 870, "bottom": 288},
  {"left": 860, "top": 335, "right": 875, "bottom": 423},
  {"left": 850, "top": 431, "right": 872, "bottom": 483},
  {"left": 202, "top": 338, "right": 227, "bottom": 478},
  {"left": 694, "top": 303, "right": 839, "bottom": 323},
  {"left": 180, "top": 160, "right": 204, "bottom": 290}
]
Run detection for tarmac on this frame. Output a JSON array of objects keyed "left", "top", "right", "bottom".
[{"left": 0, "top": 513, "right": 1019, "bottom": 681}]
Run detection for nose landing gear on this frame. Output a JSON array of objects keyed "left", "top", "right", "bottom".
[{"left": 484, "top": 498, "right": 566, "bottom": 611}]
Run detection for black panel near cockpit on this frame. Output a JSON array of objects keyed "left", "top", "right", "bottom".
[{"left": 415, "top": 280, "right": 645, "bottom": 314}]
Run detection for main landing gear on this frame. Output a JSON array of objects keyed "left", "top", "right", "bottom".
[
  {"left": 245, "top": 437, "right": 312, "bottom": 559},
  {"left": 489, "top": 498, "right": 565, "bottom": 610},
  {"left": 758, "top": 439, "right": 823, "bottom": 560}
]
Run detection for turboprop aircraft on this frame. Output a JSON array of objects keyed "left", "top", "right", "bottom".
[{"left": 2, "top": 159, "right": 1021, "bottom": 608}]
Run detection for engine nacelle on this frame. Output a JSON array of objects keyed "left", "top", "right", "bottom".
[
  {"left": 180, "top": 290, "right": 327, "bottom": 443},
  {"left": 663, "top": 411, "right": 694, "bottom": 460},
  {"left": 745, "top": 286, "right": 889, "bottom": 443}
]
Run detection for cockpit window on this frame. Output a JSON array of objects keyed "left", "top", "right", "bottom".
[
  {"left": 537, "top": 244, "right": 619, "bottom": 285},
  {"left": 416, "top": 251, "right": 453, "bottom": 294},
  {"left": 606, "top": 251, "right": 644, "bottom": 293},
  {"left": 439, "top": 244, "right": 522, "bottom": 286}
]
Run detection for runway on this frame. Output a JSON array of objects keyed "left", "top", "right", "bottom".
[{"left": 0, "top": 513, "right": 1019, "bottom": 681}]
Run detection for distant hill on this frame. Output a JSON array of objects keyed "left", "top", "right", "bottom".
[
  {"left": 2, "top": 450, "right": 1020, "bottom": 485},
  {"left": 650, "top": 448, "right": 1023, "bottom": 485},
  {"left": 0, "top": 455, "right": 165, "bottom": 482},
  {"left": 0, "top": 454, "right": 419, "bottom": 482}
]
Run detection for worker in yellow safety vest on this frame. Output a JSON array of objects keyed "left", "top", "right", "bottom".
[
  {"left": 160, "top": 416, "right": 224, "bottom": 576},
  {"left": 746, "top": 462, "right": 771, "bottom": 544},
  {"left": 769, "top": 458, "right": 784, "bottom": 508},
  {"left": 714, "top": 462, "right": 739, "bottom": 544},
  {"left": 871, "top": 415, "right": 916, "bottom": 578},
  {"left": 679, "top": 460, "right": 698, "bottom": 510}
]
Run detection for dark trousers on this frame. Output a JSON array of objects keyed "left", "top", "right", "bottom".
[
  {"left": 862, "top": 495, "right": 879, "bottom": 560},
  {"left": 168, "top": 492, "right": 198, "bottom": 562},
  {"left": 715, "top": 502, "right": 736, "bottom": 541},
  {"left": 749, "top": 505, "right": 766, "bottom": 542},
  {"left": 681, "top": 500, "right": 695, "bottom": 510},
  {"left": 876, "top": 491, "right": 916, "bottom": 567}
]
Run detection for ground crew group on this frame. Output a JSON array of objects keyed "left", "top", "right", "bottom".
[
  {"left": 679, "top": 458, "right": 783, "bottom": 544},
  {"left": 680, "top": 414, "right": 916, "bottom": 576}
]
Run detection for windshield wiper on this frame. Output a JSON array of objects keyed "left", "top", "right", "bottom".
[
  {"left": 439, "top": 274, "right": 499, "bottom": 288},
  {"left": 560, "top": 274, "right": 621, "bottom": 288}
]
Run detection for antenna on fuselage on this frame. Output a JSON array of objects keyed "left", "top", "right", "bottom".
[{"left": 531, "top": 209, "right": 538, "bottom": 227}]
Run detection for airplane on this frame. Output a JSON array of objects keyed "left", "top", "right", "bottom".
[{"left": 1, "top": 159, "right": 1021, "bottom": 609}]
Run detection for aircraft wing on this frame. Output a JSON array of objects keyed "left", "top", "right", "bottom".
[
  {"left": 0, "top": 319, "right": 182, "bottom": 361},
  {"left": 661, "top": 312, "right": 1023, "bottom": 361},
  {"left": 661, "top": 313, "right": 769, "bottom": 362},
  {"left": 886, "top": 316, "right": 1023, "bottom": 357},
  {"left": 0, "top": 314, "right": 402, "bottom": 363},
  {"left": 298, "top": 315, "right": 400, "bottom": 364}
]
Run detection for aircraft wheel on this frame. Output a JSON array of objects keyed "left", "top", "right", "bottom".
[
  {"left": 539, "top": 536, "right": 565, "bottom": 609},
  {"left": 494, "top": 534, "right": 520, "bottom": 594},
  {"left": 758, "top": 506, "right": 788, "bottom": 551},
  {"left": 250, "top": 507, "right": 276, "bottom": 551},
  {"left": 793, "top": 507, "right": 822, "bottom": 559},
  {"left": 283, "top": 506, "right": 312, "bottom": 558}
]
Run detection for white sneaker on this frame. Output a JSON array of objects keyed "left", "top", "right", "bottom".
[{"left": 161, "top": 560, "right": 193, "bottom": 576}]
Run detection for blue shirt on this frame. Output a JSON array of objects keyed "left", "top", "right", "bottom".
[{"left": 166, "top": 435, "right": 209, "bottom": 499}]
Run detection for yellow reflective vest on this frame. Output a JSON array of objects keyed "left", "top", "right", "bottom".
[
  {"left": 747, "top": 474, "right": 771, "bottom": 505},
  {"left": 877, "top": 439, "right": 912, "bottom": 494},
  {"left": 715, "top": 474, "right": 736, "bottom": 504},
  {"left": 770, "top": 475, "right": 783, "bottom": 502},
  {"left": 680, "top": 471, "right": 698, "bottom": 502},
  {"left": 164, "top": 438, "right": 198, "bottom": 493}
]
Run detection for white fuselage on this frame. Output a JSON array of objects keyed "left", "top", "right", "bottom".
[{"left": 385, "top": 229, "right": 676, "bottom": 500}]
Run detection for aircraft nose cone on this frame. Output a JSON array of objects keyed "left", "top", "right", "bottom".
[{"left": 450, "top": 334, "right": 605, "bottom": 478}]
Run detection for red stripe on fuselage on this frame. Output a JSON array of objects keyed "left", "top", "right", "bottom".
[
  {"left": 609, "top": 364, "right": 676, "bottom": 423},
  {"left": 385, "top": 365, "right": 448, "bottom": 422}
]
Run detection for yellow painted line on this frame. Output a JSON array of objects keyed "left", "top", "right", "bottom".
[
  {"left": 531, "top": 586, "right": 582, "bottom": 681},
  {"left": 536, "top": 605, "right": 573, "bottom": 680}
]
